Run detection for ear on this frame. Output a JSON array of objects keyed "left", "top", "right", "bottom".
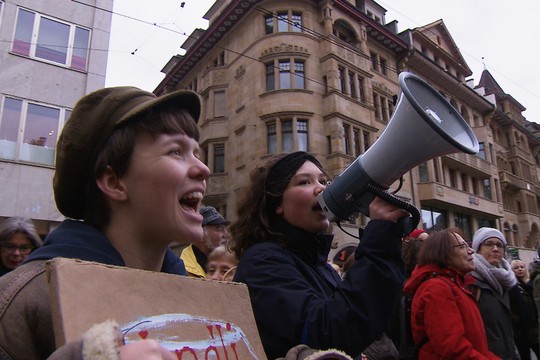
[
  {"left": 96, "top": 166, "right": 128, "bottom": 202},
  {"left": 275, "top": 205, "right": 284, "bottom": 215}
]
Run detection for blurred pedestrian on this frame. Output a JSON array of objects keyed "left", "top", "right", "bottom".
[
  {"left": 0, "top": 217, "right": 42, "bottom": 275},
  {"left": 206, "top": 244, "right": 238, "bottom": 281},
  {"left": 511, "top": 259, "right": 540, "bottom": 360}
]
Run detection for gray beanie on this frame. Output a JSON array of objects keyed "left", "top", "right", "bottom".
[{"left": 472, "top": 227, "right": 506, "bottom": 252}]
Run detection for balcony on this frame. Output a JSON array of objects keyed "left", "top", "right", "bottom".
[
  {"left": 319, "top": 37, "right": 369, "bottom": 70},
  {"left": 417, "top": 182, "right": 502, "bottom": 217},
  {"left": 506, "top": 145, "right": 534, "bottom": 161},
  {"left": 499, "top": 170, "right": 526, "bottom": 191},
  {"left": 444, "top": 153, "right": 493, "bottom": 175}
]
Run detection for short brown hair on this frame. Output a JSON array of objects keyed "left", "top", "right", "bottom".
[
  {"left": 84, "top": 108, "right": 199, "bottom": 230},
  {"left": 417, "top": 227, "right": 463, "bottom": 266}
]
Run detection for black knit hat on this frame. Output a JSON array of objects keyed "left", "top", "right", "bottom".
[{"left": 53, "top": 86, "right": 201, "bottom": 219}]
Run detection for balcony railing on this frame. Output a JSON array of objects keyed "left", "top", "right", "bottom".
[
  {"left": 499, "top": 170, "right": 525, "bottom": 190},
  {"left": 417, "top": 182, "right": 502, "bottom": 217},
  {"left": 445, "top": 153, "right": 492, "bottom": 174}
]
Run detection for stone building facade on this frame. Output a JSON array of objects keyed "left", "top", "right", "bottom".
[{"left": 154, "top": 0, "right": 539, "bottom": 259}]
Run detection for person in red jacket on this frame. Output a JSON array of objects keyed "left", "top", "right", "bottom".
[{"left": 403, "top": 228, "right": 499, "bottom": 359}]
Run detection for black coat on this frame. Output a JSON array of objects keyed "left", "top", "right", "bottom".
[{"left": 233, "top": 219, "right": 405, "bottom": 359}]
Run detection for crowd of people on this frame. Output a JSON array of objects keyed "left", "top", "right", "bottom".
[{"left": 1, "top": 86, "right": 540, "bottom": 360}]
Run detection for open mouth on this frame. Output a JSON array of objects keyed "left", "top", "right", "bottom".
[{"left": 180, "top": 191, "right": 203, "bottom": 211}]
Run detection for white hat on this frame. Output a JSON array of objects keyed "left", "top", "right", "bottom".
[{"left": 472, "top": 227, "right": 506, "bottom": 252}]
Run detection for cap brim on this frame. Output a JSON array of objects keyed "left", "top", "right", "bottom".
[{"left": 118, "top": 89, "right": 201, "bottom": 126}]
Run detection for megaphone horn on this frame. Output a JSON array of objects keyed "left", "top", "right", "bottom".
[{"left": 317, "top": 71, "right": 479, "bottom": 229}]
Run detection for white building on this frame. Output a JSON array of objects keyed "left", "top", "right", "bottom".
[{"left": 0, "top": 0, "right": 113, "bottom": 235}]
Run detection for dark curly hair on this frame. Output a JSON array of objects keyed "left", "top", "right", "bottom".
[{"left": 229, "top": 152, "right": 325, "bottom": 257}]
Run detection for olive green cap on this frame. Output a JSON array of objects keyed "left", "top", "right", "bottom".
[{"left": 53, "top": 86, "right": 201, "bottom": 219}]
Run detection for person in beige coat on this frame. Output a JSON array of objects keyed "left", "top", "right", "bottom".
[{"left": 0, "top": 86, "right": 209, "bottom": 359}]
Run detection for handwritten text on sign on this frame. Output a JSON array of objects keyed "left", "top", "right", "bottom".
[{"left": 122, "top": 313, "right": 259, "bottom": 359}]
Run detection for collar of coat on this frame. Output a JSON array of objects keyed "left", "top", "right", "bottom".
[{"left": 273, "top": 219, "right": 334, "bottom": 266}]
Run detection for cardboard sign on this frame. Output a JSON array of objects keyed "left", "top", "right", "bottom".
[{"left": 46, "top": 258, "right": 267, "bottom": 359}]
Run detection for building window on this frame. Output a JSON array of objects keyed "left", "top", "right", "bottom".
[
  {"left": 373, "top": 94, "right": 380, "bottom": 119},
  {"left": 421, "top": 206, "right": 447, "bottom": 232},
  {"left": 294, "top": 60, "right": 305, "bottom": 89},
  {"left": 449, "top": 169, "right": 457, "bottom": 188},
  {"left": 291, "top": 12, "right": 302, "bottom": 32},
  {"left": 372, "top": 92, "right": 394, "bottom": 123},
  {"left": 477, "top": 142, "right": 486, "bottom": 160},
  {"left": 298, "top": 119, "right": 308, "bottom": 151},
  {"left": 213, "top": 90, "right": 226, "bottom": 118},
  {"left": 264, "top": 15, "right": 273, "bottom": 34},
  {"left": 343, "top": 124, "right": 350, "bottom": 155},
  {"left": 379, "top": 57, "right": 388, "bottom": 75},
  {"left": 419, "top": 162, "right": 429, "bottom": 182},
  {"left": 213, "top": 144, "right": 225, "bottom": 173},
  {"left": 471, "top": 177, "right": 479, "bottom": 195},
  {"left": 353, "top": 129, "right": 360, "bottom": 156},
  {"left": 348, "top": 71, "right": 356, "bottom": 98},
  {"left": 212, "top": 51, "right": 225, "bottom": 67},
  {"left": 266, "top": 11, "right": 303, "bottom": 33},
  {"left": 461, "top": 173, "right": 468, "bottom": 192},
  {"left": 12, "top": 8, "right": 90, "bottom": 70},
  {"left": 358, "top": 76, "right": 365, "bottom": 101},
  {"left": 363, "top": 131, "right": 370, "bottom": 152},
  {"left": 478, "top": 218, "right": 496, "bottom": 228},
  {"left": 267, "top": 123, "right": 277, "bottom": 153},
  {"left": 454, "top": 213, "right": 472, "bottom": 241},
  {"left": 266, "top": 63, "right": 275, "bottom": 91},
  {"left": 343, "top": 124, "right": 369, "bottom": 157},
  {"left": 279, "top": 60, "right": 291, "bottom": 89},
  {"left": 265, "top": 59, "right": 306, "bottom": 91},
  {"left": 0, "top": 96, "right": 68, "bottom": 165},
  {"left": 277, "top": 11, "right": 288, "bottom": 32},
  {"left": 266, "top": 117, "right": 310, "bottom": 154},
  {"left": 482, "top": 178, "right": 492, "bottom": 199},
  {"left": 370, "top": 52, "right": 388, "bottom": 76},
  {"left": 203, "top": 143, "right": 225, "bottom": 174},
  {"left": 370, "top": 52, "right": 378, "bottom": 71},
  {"left": 282, "top": 120, "right": 293, "bottom": 152},
  {"left": 338, "top": 67, "right": 346, "bottom": 93}
]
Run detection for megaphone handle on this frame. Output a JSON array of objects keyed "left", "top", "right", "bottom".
[{"left": 366, "top": 183, "right": 421, "bottom": 236}]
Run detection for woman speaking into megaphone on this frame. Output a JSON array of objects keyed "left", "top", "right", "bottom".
[{"left": 229, "top": 151, "right": 408, "bottom": 359}]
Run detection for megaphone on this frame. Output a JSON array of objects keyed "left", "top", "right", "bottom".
[{"left": 317, "top": 71, "right": 479, "bottom": 233}]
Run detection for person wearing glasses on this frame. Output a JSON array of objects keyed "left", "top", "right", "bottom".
[
  {"left": 0, "top": 217, "right": 42, "bottom": 276},
  {"left": 471, "top": 227, "right": 520, "bottom": 359},
  {"left": 403, "top": 227, "right": 498, "bottom": 359}
]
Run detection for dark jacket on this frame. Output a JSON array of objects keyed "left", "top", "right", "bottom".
[
  {"left": 403, "top": 264, "right": 499, "bottom": 360},
  {"left": 512, "top": 279, "right": 539, "bottom": 346},
  {"left": 233, "top": 219, "right": 405, "bottom": 360},
  {"left": 471, "top": 274, "right": 518, "bottom": 359},
  {"left": 0, "top": 219, "right": 187, "bottom": 359}
]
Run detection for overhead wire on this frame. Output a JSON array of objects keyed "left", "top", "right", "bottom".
[
  {"left": 7, "top": 1, "right": 536, "bottom": 117},
  {"left": 60, "top": 0, "right": 402, "bottom": 109}
]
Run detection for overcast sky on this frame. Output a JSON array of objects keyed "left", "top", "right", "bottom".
[{"left": 105, "top": 0, "right": 540, "bottom": 123}]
